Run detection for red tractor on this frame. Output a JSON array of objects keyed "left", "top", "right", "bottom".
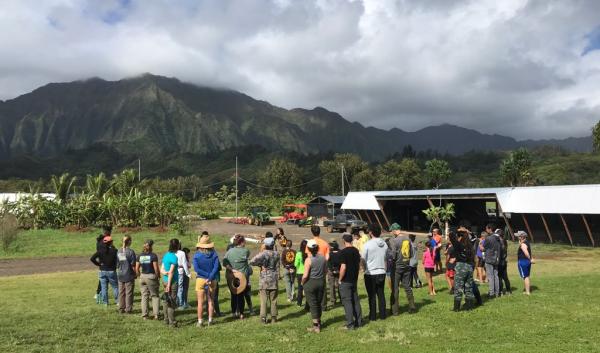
[{"left": 281, "top": 204, "right": 307, "bottom": 225}]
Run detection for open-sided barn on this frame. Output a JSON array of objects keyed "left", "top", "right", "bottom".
[{"left": 341, "top": 185, "right": 600, "bottom": 246}]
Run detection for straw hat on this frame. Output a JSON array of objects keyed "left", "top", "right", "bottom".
[
  {"left": 196, "top": 235, "right": 214, "bottom": 249},
  {"left": 226, "top": 270, "right": 247, "bottom": 295}
]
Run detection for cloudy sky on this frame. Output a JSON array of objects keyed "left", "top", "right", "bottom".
[{"left": 1, "top": 0, "right": 600, "bottom": 139}]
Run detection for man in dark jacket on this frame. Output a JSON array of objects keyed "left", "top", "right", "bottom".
[
  {"left": 327, "top": 241, "right": 341, "bottom": 309},
  {"left": 388, "top": 223, "right": 416, "bottom": 315},
  {"left": 483, "top": 229, "right": 503, "bottom": 298},
  {"left": 90, "top": 235, "right": 119, "bottom": 306}
]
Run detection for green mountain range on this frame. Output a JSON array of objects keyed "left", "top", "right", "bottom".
[{"left": 0, "top": 74, "right": 592, "bottom": 179}]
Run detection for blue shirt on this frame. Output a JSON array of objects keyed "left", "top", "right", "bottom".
[{"left": 161, "top": 252, "right": 179, "bottom": 284}]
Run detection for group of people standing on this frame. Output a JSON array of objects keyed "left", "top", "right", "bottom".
[{"left": 89, "top": 221, "right": 534, "bottom": 331}]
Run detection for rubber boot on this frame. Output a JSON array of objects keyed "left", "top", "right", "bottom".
[
  {"left": 463, "top": 298, "right": 475, "bottom": 311},
  {"left": 453, "top": 298, "right": 461, "bottom": 312},
  {"left": 408, "top": 294, "right": 417, "bottom": 314}
]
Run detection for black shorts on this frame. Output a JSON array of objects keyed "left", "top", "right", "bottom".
[
  {"left": 424, "top": 268, "right": 435, "bottom": 273},
  {"left": 477, "top": 257, "right": 485, "bottom": 268}
]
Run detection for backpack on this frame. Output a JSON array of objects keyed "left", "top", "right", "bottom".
[
  {"left": 484, "top": 236, "right": 500, "bottom": 265},
  {"left": 396, "top": 237, "right": 413, "bottom": 265}
]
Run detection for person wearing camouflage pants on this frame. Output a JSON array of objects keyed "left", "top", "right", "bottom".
[{"left": 249, "top": 238, "right": 280, "bottom": 323}]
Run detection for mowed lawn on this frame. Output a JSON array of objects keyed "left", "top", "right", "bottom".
[
  {"left": 0, "top": 228, "right": 231, "bottom": 259},
  {"left": 1, "top": 244, "right": 600, "bottom": 353}
]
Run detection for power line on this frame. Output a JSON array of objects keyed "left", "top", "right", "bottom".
[{"left": 238, "top": 170, "right": 336, "bottom": 190}]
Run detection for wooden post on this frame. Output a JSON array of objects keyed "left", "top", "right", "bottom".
[
  {"left": 540, "top": 214, "right": 553, "bottom": 243},
  {"left": 373, "top": 210, "right": 384, "bottom": 231},
  {"left": 354, "top": 210, "right": 364, "bottom": 222},
  {"left": 581, "top": 214, "right": 595, "bottom": 247},
  {"left": 497, "top": 203, "right": 515, "bottom": 241},
  {"left": 365, "top": 210, "right": 374, "bottom": 225},
  {"left": 377, "top": 201, "right": 391, "bottom": 229},
  {"left": 521, "top": 214, "right": 534, "bottom": 243},
  {"left": 559, "top": 214, "right": 574, "bottom": 246}
]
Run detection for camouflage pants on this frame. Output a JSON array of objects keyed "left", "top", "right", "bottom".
[{"left": 454, "top": 262, "right": 474, "bottom": 302}]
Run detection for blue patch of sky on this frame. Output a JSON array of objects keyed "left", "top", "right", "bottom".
[
  {"left": 582, "top": 25, "right": 600, "bottom": 56},
  {"left": 100, "top": 0, "right": 132, "bottom": 25}
]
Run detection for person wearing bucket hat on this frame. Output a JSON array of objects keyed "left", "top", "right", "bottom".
[
  {"left": 193, "top": 232, "right": 220, "bottom": 327},
  {"left": 223, "top": 234, "right": 251, "bottom": 320},
  {"left": 249, "top": 237, "right": 281, "bottom": 324},
  {"left": 515, "top": 231, "right": 534, "bottom": 295}
]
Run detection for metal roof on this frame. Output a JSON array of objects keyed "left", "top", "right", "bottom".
[
  {"left": 308, "top": 195, "right": 346, "bottom": 205},
  {"left": 341, "top": 185, "right": 600, "bottom": 214}
]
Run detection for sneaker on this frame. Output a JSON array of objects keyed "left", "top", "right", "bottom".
[
  {"left": 196, "top": 321, "right": 203, "bottom": 328},
  {"left": 207, "top": 320, "right": 213, "bottom": 326},
  {"left": 271, "top": 317, "right": 277, "bottom": 324},
  {"left": 261, "top": 318, "right": 269, "bottom": 324}
]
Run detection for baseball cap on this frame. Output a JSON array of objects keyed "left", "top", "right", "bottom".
[
  {"left": 307, "top": 239, "right": 318, "bottom": 249},
  {"left": 389, "top": 223, "right": 401, "bottom": 231},
  {"left": 515, "top": 230, "right": 528, "bottom": 238},
  {"left": 263, "top": 237, "right": 275, "bottom": 247}
]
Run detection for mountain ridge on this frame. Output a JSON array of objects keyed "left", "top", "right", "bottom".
[{"left": 0, "top": 74, "right": 592, "bottom": 168}]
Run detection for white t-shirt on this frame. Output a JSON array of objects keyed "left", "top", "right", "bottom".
[{"left": 175, "top": 250, "right": 190, "bottom": 277}]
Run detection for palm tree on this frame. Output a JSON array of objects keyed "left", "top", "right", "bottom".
[
  {"left": 51, "top": 173, "right": 77, "bottom": 202},
  {"left": 85, "top": 173, "right": 110, "bottom": 199}
]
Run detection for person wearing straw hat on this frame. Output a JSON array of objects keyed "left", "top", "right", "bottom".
[
  {"left": 250, "top": 237, "right": 281, "bottom": 324},
  {"left": 515, "top": 231, "right": 535, "bottom": 295},
  {"left": 192, "top": 233, "right": 220, "bottom": 327},
  {"left": 224, "top": 234, "right": 251, "bottom": 320}
]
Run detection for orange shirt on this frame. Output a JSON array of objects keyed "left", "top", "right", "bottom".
[
  {"left": 305, "top": 237, "right": 330, "bottom": 258},
  {"left": 433, "top": 234, "right": 442, "bottom": 246}
]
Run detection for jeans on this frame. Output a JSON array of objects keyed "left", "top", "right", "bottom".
[
  {"left": 177, "top": 274, "right": 189, "bottom": 307},
  {"left": 339, "top": 282, "right": 362, "bottom": 328},
  {"left": 409, "top": 265, "right": 422, "bottom": 287},
  {"left": 485, "top": 263, "right": 500, "bottom": 296},
  {"left": 364, "top": 273, "right": 386, "bottom": 320},
  {"left": 283, "top": 269, "right": 295, "bottom": 301},
  {"left": 98, "top": 271, "right": 118, "bottom": 305},
  {"left": 296, "top": 274, "right": 304, "bottom": 306}
]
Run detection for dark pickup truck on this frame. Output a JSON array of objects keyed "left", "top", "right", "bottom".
[{"left": 323, "top": 214, "right": 368, "bottom": 233}]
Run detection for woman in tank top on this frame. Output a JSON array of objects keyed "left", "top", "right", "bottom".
[
  {"left": 516, "top": 231, "right": 534, "bottom": 295},
  {"left": 301, "top": 239, "right": 328, "bottom": 333}
]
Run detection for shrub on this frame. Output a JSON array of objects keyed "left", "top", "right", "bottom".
[{"left": 0, "top": 214, "right": 19, "bottom": 251}]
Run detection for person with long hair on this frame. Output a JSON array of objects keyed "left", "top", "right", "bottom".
[
  {"left": 423, "top": 240, "right": 436, "bottom": 296},
  {"left": 193, "top": 233, "right": 220, "bottom": 327},
  {"left": 93, "top": 225, "right": 112, "bottom": 303},
  {"left": 136, "top": 239, "right": 160, "bottom": 320},
  {"left": 117, "top": 235, "right": 137, "bottom": 314},
  {"left": 223, "top": 234, "right": 251, "bottom": 320},
  {"left": 161, "top": 238, "right": 180, "bottom": 327},
  {"left": 498, "top": 233, "right": 512, "bottom": 295},
  {"left": 449, "top": 230, "right": 476, "bottom": 311},
  {"left": 175, "top": 241, "right": 191, "bottom": 310},
  {"left": 302, "top": 240, "right": 327, "bottom": 333},
  {"left": 295, "top": 239, "right": 308, "bottom": 307},
  {"left": 90, "top": 234, "right": 118, "bottom": 307},
  {"left": 408, "top": 234, "right": 422, "bottom": 288}
]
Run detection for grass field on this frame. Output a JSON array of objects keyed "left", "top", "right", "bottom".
[
  {"left": 0, "top": 228, "right": 231, "bottom": 259},
  {"left": 1, "top": 244, "right": 599, "bottom": 352}
]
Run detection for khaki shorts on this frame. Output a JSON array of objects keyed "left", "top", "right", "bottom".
[{"left": 195, "top": 278, "right": 216, "bottom": 293}]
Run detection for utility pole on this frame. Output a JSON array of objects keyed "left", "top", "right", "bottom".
[
  {"left": 138, "top": 159, "right": 141, "bottom": 182},
  {"left": 235, "top": 156, "right": 238, "bottom": 219},
  {"left": 341, "top": 165, "right": 345, "bottom": 196}
]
